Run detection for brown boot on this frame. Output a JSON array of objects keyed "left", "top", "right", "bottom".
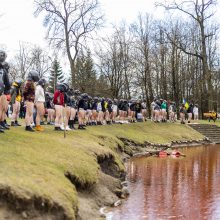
[{"left": 35, "top": 125, "right": 44, "bottom": 131}]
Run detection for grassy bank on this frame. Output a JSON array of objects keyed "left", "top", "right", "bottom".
[
  {"left": 0, "top": 121, "right": 204, "bottom": 219},
  {"left": 198, "top": 119, "right": 220, "bottom": 126}
]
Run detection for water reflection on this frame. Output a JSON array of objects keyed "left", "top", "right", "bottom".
[{"left": 113, "top": 145, "right": 220, "bottom": 220}]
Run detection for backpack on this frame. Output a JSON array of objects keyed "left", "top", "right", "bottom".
[{"left": 0, "top": 68, "right": 5, "bottom": 95}]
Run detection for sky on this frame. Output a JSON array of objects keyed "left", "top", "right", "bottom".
[
  {"left": 0, "top": 0, "right": 163, "bottom": 59},
  {"left": 1, "top": 0, "right": 219, "bottom": 61}
]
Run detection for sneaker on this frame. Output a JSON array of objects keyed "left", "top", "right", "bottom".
[
  {"left": 60, "top": 125, "right": 71, "bottom": 131},
  {"left": 4, "top": 120, "right": 10, "bottom": 127},
  {"left": 0, "top": 122, "right": 9, "bottom": 130},
  {"left": 15, "top": 121, "right": 21, "bottom": 126},
  {"left": 78, "top": 125, "right": 86, "bottom": 130},
  {"left": 11, "top": 121, "right": 17, "bottom": 127},
  {"left": 25, "top": 126, "right": 35, "bottom": 132},
  {"left": 54, "top": 126, "right": 63, "bottom": 131},
  {"left": 35, "top": 125, "right": 44, "bottom": 132}
]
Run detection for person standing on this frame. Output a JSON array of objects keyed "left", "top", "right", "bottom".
[
  {"left": 35, "top": 79, "right": 46, "bottom": 131},
  {"left": 10, "top": 79, "right": 23, "bottom": 126},
  {"left": 77, "top": 93, "right": 88, "bottom": 129},
  {"left": 45, "top": 93, "right": 55, "bottom": 125},
  {"left": 179, "top": 104, "right": 186, "bottom": 124},
  {"left": 193, "top": 104, "right": 199, "bottom": 120},
  {"left": 161, "top": 100, "right": 167, "bottom": 122},
  {"left": 0, "top": 50, "right": 11, "bottom": 133},
  {"left": 53, "top": 84, "right": 65, "bottom": 131},
  {"left": 187, "top": 103, "right": 194, "bottom": 123},
  {"left": 23, "top": 70, "right": 40, "bottom": 132}
]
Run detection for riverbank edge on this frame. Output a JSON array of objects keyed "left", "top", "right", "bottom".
[
  {"left": 82, "top": 136, "right": 211, "bottom": 220},
  {"left": 0, "top": 122, "right": 209, "bottom": 220}
]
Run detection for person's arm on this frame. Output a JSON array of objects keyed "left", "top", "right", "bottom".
[
  {"left": 35, "top": 86, "right": 40, "bottom": 103},
  {"left": 23, "top": 82, "right": 29, "bottom": 100},
  {"left": 3, "top": 68, "right": 11, "bottom": 94},
  {"left": 53, "top": 91, "right": 58, "bottom": 105},
  {"left": 10, "top": 86, "right": 16, "bottom": 104},
  {"left": 39, "top": 86, "right": 45, "bottom": 102}
]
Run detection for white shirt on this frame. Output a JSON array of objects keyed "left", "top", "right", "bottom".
[
  {"left": 35, "top": 85, "right": 45, "bottom": 103},
  {"left": 193, "top": 107, "right": 198, "bottom": 115}
]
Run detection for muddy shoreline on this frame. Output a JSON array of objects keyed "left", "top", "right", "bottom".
[
  {"left": 0, "top": 137, "right": 211, "bottom": 220},
  {"left": 77, "top": 137, "right": 211, "bottom": 220}
]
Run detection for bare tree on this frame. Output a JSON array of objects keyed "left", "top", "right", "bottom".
[
  {"left": 13, "top": 42, "right": 35, "bottom": 79},
  {"left": 10, "top": 42, "right": 51, "bottom": 80},
  {"left": 34, "top": 0, "right": 103, "bottom": 87},
  {"left": 96, "top": 24, "right": 132, "bottom": 99},
  {"left": 156, "top": 0, "right": 218, "bottom": 112},
  {"left": 130, "top": 13, "right": 155, "bottom": 113},
  {"left": 31, "top": 46, "right": 51, "bottom": 78}
]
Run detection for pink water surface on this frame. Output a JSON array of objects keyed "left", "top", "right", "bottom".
[{"left": 113, "top": 145, "right": 220, "bottom": 220}]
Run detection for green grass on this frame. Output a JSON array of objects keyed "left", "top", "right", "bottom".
[
  {"left": 197, "top": 119, "right": 220, "bottom": 126},
  {"left": 0, "top": 121, "right": 204, "bottom": 219}
]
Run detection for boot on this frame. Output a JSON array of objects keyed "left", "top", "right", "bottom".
[
  {"left": 78, "top": 125, "right": 86, "bottom": 130},
  {"left": 69, "top": 120, "right": 73, "bottom": 129},
  {"left": 35, "top": 125, "right": 44, "bottom": 131},
  {"left": 4, "top": 120, "right": 10, "bottom": 127},
  {"left": 25, "top": 126, "right": 35, "bottom": 132},
  {"left": 70, "top": 120, "right": 76, "bottom": 130},
  {"left": 0, "top": 124, "right": 4, "bottom": 133},
  {"left": 0, "top": 121, "right": 9, "bottom": 130},
  {"left": 11, "top": 121, "right": 17, "bottom": 126},
  {"left": 15, "top": 120, "right": 21, "bottom": 126},
  {"left": 54, "top": 126, "right": 62, "bottom": 131}
]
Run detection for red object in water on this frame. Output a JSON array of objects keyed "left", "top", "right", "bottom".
[
  {"left": 171, "top": 151, "right": 181, "bottom": 157},
  {"left": 159, "top": 151, "right": 168, "bottom": 157}
]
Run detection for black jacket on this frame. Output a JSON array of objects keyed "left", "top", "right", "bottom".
[{"left": 0, "top": 62, "right": 10, "bottom": 95}]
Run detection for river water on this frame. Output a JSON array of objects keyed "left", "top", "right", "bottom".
[{"left": 112, "top": 145, "right": 220, "bottom": 220}]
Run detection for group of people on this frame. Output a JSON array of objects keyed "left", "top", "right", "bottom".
[
  {"left": 0, "top": 49, "right": 201, "bottom": 134},
  {"left": 150, "top": 99, "right": 199, "bottom": 124}
]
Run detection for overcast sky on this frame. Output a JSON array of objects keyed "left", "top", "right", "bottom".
[
  {"left": 1, "top": 0, "right": 219, "bottom": 60},
  {"left": 0, "top": 0, "right": 164, "bottom": 59}
]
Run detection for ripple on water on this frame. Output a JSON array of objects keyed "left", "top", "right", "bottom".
[{"left": 112, "top": 145, "right": 220, "bottom": 220}]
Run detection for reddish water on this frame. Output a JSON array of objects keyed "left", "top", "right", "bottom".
[{"left": 112, "top": 145, "right": 220, "bottom": 220}]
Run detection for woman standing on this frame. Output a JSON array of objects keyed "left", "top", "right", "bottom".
[
  {"left": 53, "top": 84, "right": 65, "bottom": 131},
  {"left": 45, "top": 93, "right": 55, "bottom": 125},
  {"left": 77, "top": 93, "right": 88, "bottom": 129},
  {"left": 187, "top": 103, "right": 194, "bottom": 123},
  {"left": 193, "top": 104, "right": 199, "bottom": 120},
  {"left": 23, "top": 70, "right": 40, "bottom": 132},
  {"left": 161, "top": 100, "right": 167, "bottom": 122},
  {"left": 179, "top": 104, "right": 186, "bottom": 124},
  {"left": 35, "top": 79, "right": 46, "bottom": 131}
]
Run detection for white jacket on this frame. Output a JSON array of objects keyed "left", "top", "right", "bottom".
[
  {"left": 193, "top": 107, "right": 198, "bottom": 115},
  {"left": 35, "top": 85, "right": 45, "bottom": 103}
]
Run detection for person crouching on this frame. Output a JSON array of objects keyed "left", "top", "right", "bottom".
[{"left": 10, "top": 79, "right": 23, "bottom": 126}]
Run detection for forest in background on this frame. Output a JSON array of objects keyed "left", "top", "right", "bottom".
[{"left": 3, "top": 0, "right": 220, "bottom": 116}]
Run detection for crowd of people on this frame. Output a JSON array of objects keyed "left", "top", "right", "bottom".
[{"left": 0, "top": 50, "right": 200, "bottom": 134}]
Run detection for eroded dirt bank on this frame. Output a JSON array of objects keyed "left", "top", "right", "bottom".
[{"left": 0, "top": 122, "right": 208, "bottom": 220}]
